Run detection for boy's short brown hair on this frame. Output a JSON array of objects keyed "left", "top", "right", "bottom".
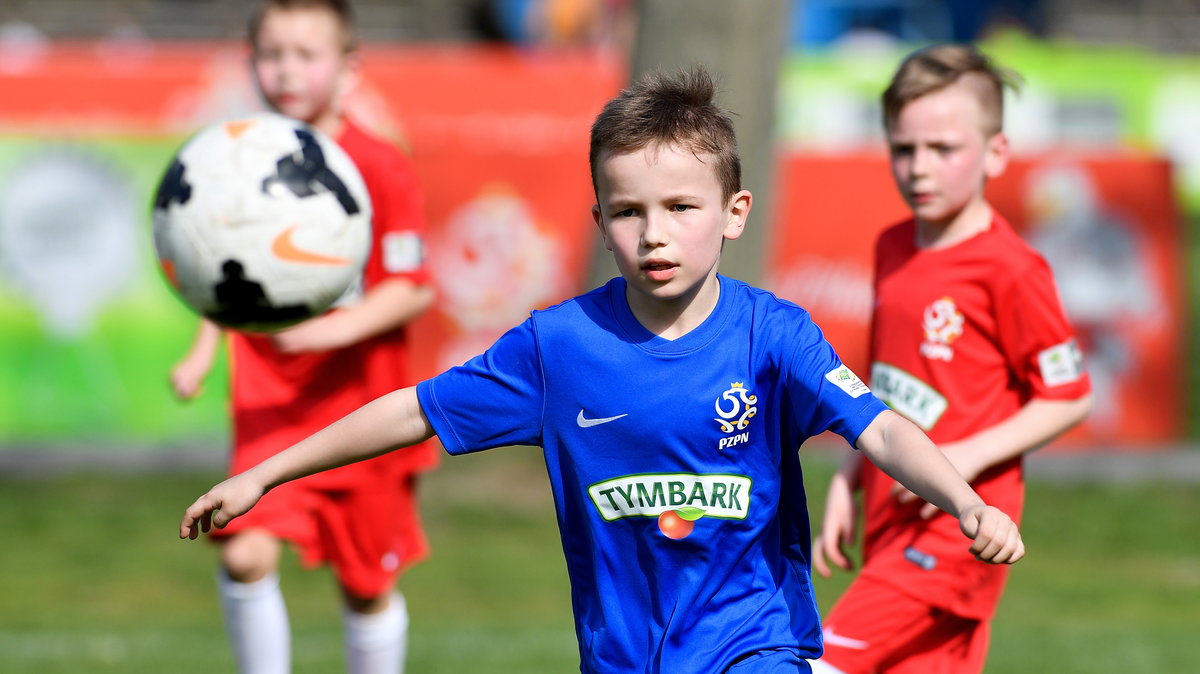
[
  {"left": 248, "top": 0, "right": 357, "bottom": 53},
  {"left": 882, "top": 43, "right": 1021, "bottom": 137},
  {"left": 589, "top": 67, "right": 741, "bottom": 203}
]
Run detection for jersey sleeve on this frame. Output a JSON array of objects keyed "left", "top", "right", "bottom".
[
  {"left": 995, "top": 256, "right": 1091, "bottom": 400},
  {"left": 416, "top": 318, "right": 544, "bottom": 454},
  {"left": 367, "top": 148, "right": 430, "bottom": 285},
  {"left": 784, "top": 313, "right": 889, "bottom": 447}
]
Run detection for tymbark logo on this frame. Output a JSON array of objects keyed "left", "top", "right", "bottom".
[
  {"left": 271, "top": 226, "right": 351, "bottom": 266},
  {"left": 588, "top": 473, "right": 751, "bottom": 521},
  {"left": 870, "top": 362, "right": 947, "bottom": 430}
]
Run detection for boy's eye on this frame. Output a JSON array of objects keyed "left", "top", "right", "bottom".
[
  {"left": 615, "top": 208, "right": 638, "bottom": 218},
  {"left": 890, "top": 144, "right": 913, "bottom": 156},
  {"left": 670, "top": 204, "right": 692, "bottom": 213}
]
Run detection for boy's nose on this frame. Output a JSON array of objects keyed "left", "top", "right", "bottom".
[
  {"left": 277, "top": 53, "right": 303, "bottom": 76},
  {"left": 640, "top": 213, "right": 668, "bottom": 247},
  {"left": 911, "top": 147, "right": 932, "bottom": 175}
]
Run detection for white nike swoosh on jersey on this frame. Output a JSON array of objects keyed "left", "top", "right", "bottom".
[
  {"left": 822, "top": 627, "right": 869, "bottom": 650},
  {"left": 576, "top": 410, "right": 628, "bottom": 428}
]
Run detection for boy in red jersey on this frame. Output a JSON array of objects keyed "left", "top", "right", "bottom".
[
  {"left": 169, "top": 1, "right": 435, "bottom": 672},
  {"left": 809, "top": 44, "right": 1093, "bottom": 674}
]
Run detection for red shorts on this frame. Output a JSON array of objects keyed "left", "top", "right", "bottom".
[
  {"left": 819, "top": 575, "right": 989, "bottom": 674},
  {"left": 211, "top": 471, "right": 429, "bottom": 599}
]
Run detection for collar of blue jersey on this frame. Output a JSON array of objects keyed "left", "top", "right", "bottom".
[{"left": 606, "top": 274, "right": 736, "bottom": 355}]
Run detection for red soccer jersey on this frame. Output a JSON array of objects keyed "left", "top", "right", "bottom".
[
  {"left": 227, "top": 119, "right": 438, "bottom": 487},
  {"left": 858, "top": 213, "right": 1090, "bottom": 619}
]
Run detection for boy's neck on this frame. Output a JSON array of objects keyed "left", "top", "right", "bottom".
[
  {"left": 624, "top": 274, "right": 722, "bottom": 341},
  {"left": 915, "top": 199, "right": 993, "bottom": 250},
  {"left": 309, "top": 111, "right": 345, "bottom": 140}
]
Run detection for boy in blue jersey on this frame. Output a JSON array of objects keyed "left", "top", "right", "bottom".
[{"left": 180, "top": 67, "right": 1025, "bottom": 673}]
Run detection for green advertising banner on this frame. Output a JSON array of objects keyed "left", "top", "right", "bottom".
[
  {"left": 0, "top": 137, "right": 230, "bottom": 447},
  {"left": 0, "top": 42, "right": 619, "bottom": 451},
  {"left": 777, "top": 32, "right": 1200, "bottom": 213}
]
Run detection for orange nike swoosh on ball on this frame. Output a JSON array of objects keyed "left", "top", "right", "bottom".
[{"left": 271, "top": 226, "right": 351, "bottom": 266}]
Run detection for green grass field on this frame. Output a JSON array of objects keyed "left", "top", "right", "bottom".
[{"left": 0, "top": 446, "right": 1196, "bottom": 673}]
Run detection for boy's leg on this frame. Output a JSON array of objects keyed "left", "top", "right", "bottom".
[
  {"left": 217, "top": 530, "right": 289, "bottom": 674},
  {"left": 317, "top": 474, "right": 428, "bottom": 674},
  {"left": 816, "top": 574, "right": 982, "bottom": 674},
  {"left": 880, "top": 616, "right": 989, "bottom": 674},
  {"left": 343, "top": 592, "right": 410, "bottom": 674}
]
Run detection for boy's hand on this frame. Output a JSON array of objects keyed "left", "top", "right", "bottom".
[
  {"left": 170, "top": 355, "right": 210, "bottom": 399},
  {"left": 958, "top": 504, "right": 1024, "bottom": 564},
  {"left": 812, "top": 471, "right": 858, "bottom": 578},
  {"left": 171, "top": 320, "right": 221, "bottom": 399},
  {"left": 179, "top": 473, "right": 266, "bottom": 540}
]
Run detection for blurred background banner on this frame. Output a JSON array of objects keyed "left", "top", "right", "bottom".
[
  {"left": 356, "top": 48, "right": 623, "bottom": 377},
  {"left": 764, "top": 153, "right": 1185, "bottom": 448},
  {"left": 775, "top": 33, "right": 1200, "bottom": 213},
  {"left": 0, "top": 42, "right": 619, "bottom": 447},
  {"left": 0, "top": 34, "right": 1196, "bottom": 451}
]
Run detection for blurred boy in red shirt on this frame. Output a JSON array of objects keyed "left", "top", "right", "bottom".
[
  {"left": 810, "top": 44, "right": 1092, "bottom": 674},
  {"left": 170, "top": 2, "right": 435, "bottom": 672}
]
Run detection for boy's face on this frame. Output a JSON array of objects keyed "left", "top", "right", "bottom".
[
  {"left": 592, "top": 143, "right": 751, "bottom": 308},
  {"left": 886, "top": 78, "right": 1008, "bottom": 227},
  {"left": 251, "top": 7, "right": 354, "bottom": 127}
]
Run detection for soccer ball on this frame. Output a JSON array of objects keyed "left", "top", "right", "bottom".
[{"left": 152, "top": 113, "right": 371, "bottom": 332}]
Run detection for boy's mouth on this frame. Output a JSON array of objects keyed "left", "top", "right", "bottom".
[{"left": 642, "top": 259, "right": 677, "bottom": 281}]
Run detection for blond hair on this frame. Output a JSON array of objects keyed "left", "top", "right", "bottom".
[{"left": 882, "top": 43, "right": 1021, "bottom": 136}]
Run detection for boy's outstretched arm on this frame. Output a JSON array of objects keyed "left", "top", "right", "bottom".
[
  {"left": 855, "top": 409, "right": 1025, "bottom": 565},
  {"left": 179, "top": 386, "right": 435, "bottom": 539},
  {"left": 273, "top": 278, "right": 434, "bottom": 353},
  {"left": 894, "top": 394, "right": 1092, "bottom": 517}
]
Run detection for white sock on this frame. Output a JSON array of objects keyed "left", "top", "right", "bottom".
[
  {"left": 216, "top": 568, "right": 291, "bottom": 674},
  {"left": 344, "top": 592, "right": 409, "bottom": 674}
]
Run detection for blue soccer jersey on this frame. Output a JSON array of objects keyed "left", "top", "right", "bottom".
[{"left": 417, "top": 275, "right": 888, "bottom": 673}]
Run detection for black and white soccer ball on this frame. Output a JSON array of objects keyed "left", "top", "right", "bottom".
[{"left": 152, "top": 113, "right": 371, "bottom": 332}]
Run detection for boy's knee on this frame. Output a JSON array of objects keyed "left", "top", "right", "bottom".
[
  {"left": 341, "top": 587, "right": 396, "bottom": 615},
  {"left": 220, "top": 530, "right": 282, "bottom": 582}
]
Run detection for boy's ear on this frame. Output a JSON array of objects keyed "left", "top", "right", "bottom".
[
  {"left": 592, "top": 204, "right": 613, "bottom": 251},
  {"left": 723, "top": 190, "right": 753, "bottom": 240},
  {"left": 984, "top": 132, "right": 1010, "bottom": 179},
  {"left": 336, "top": 51, "right": 363, "bottom": 102}
]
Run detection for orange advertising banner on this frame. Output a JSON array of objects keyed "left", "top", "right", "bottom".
[
  {"left": 355, "top": 48, "right": 623, "bottom": 376},
  {"left": 1, "top": 43, "right": 1183, "bottom": 447},
  {"left": 765, "top": 153, "right": 1185, "bottom": 448},
  {"left": 0, "top": 42, "right": 621, "bottom": 442},
  {"left": 0, "top": 42, "right": 621, "bottom": 380}
]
